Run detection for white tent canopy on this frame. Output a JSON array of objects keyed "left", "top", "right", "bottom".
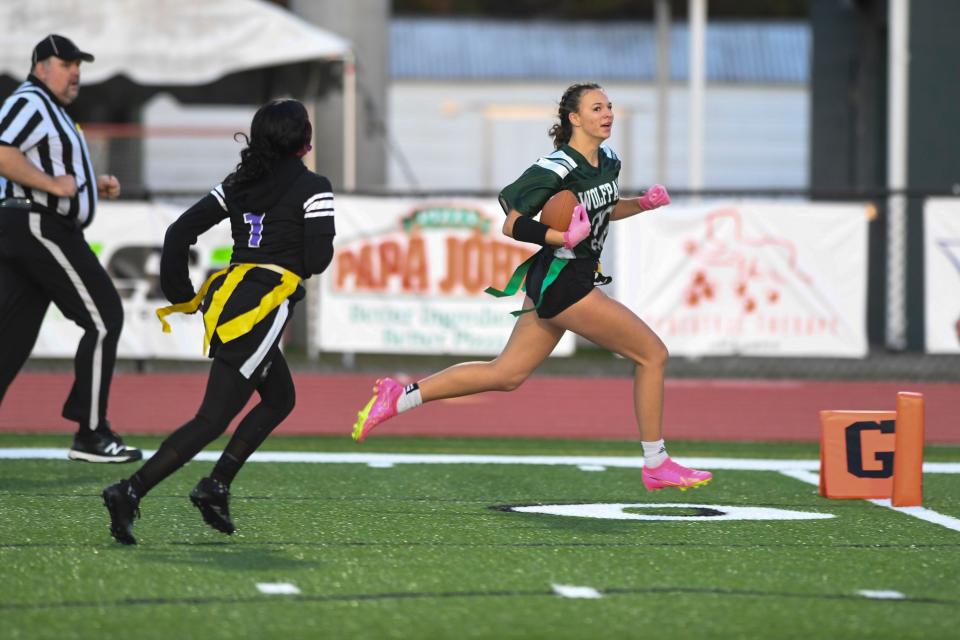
[
  {"left": 0, "top": 0, "right": 351, "bottom": 85},
  {"left": 0, "top": 0, "right": 357, "bottom": 188}
]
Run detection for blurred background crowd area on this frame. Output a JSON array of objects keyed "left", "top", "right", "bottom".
[{"left": 2, "top": 0, "right": 959, "bottom": 380}]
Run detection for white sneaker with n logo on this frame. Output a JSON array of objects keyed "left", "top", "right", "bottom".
[
  {"left": 68, "top": 429, "right": 142, "bottom": 464},
  {"left": 104, "top": 441, "right": 125, "bottom": 456}
]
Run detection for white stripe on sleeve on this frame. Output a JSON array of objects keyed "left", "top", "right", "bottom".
[
  {"left": 303, "top": 192, "right": 333, "bottom": 211},
  {"left": 210, "top": 184, "right": 227, "bottom": 211},
  {"left": 304, "top": 191, "right": 334, "bottom": 219}
]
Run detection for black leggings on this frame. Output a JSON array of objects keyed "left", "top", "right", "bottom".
[
  {"left": 0, "top": 211, "right": 124, "bottom": 432},
  {"left": 130, "top": 354, "right": 294, "bottom": 496}
]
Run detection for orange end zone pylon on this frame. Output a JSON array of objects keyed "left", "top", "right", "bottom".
[
  {"left": 892, "top": 392, "right": 924, "bottom": 507},
  {"left": 818, "top": 392, "right": 924, "bottom": 504}
]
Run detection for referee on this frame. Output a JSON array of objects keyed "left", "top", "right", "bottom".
[{"left": 0, "top": 34, "right": 141, "bottom": 463}]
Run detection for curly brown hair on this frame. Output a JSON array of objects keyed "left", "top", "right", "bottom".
[{"left": 548, "top": 82, "right": 602, "bottom": 149}]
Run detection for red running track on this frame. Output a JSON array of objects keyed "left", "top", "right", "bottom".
[{"left": 2, "top": 372, "right": 958, "bottom": 443}]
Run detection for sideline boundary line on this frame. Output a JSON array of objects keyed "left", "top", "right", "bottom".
[{"left": 1, "top": 449, "right": 959, "bottom": 473}]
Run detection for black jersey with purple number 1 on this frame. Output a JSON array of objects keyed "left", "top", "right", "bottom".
[
  {"left": 158, "top": 157, "right": 336, "bottom": 306},
  {"left": 212, "top": 160, "right": 335, "bottom": 277}
]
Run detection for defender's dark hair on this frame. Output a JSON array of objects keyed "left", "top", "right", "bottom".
[
  {"left": 231, "top": 99, "right": 312, "bottom": 185},
  {"left": 548, "top": 82, "right": 603, "bottom": 149}
]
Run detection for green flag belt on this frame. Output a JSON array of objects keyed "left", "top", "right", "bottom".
[{"left": 484, "top": 254, "right": 568, "bottom": 317}]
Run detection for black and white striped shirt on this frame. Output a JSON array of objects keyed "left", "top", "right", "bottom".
[{"left": 0, "top": 75, "right": 97, "bottom": 226}]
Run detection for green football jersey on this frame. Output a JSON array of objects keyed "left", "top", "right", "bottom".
[{"left": 498, "top": 144, "right": 621, "bottom": 260}]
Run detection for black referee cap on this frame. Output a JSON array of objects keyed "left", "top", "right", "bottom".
[{"left": 32, "top": 34, "right": 94, "bottom": 65}]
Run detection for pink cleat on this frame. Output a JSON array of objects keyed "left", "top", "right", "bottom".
[
  {"left": 352, "top": 378, "right": 403, "bottom": 443},
  {"left": 642, "top": 457, "right": 713, "bottom": 492}
]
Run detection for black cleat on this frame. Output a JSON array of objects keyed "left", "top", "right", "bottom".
[
  {"left": 190, "top": 477, "right": 235, "bottom": 535},
  {"left": 102, "top": 480, "right": 140, "bottom": 545},
  {"left": 69, "top": 428, "right": 142, "bottom": 463}
]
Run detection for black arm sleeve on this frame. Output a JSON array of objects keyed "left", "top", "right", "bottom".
[
  {"left": 303, "top": 175, "right": 336, "bottom": 276},
  {"left": 511, "top": 215, "right": 551, "bottom": 245},
  {"left": 160, "top": 193, "right": 229, "bottom": 304},
  {"left": 304, "top": 233, "right": 335, "bottom": 276}
]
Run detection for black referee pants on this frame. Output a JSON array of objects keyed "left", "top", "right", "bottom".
[{"left": 0, "top": 210, "right": 123, "bottom": 432}]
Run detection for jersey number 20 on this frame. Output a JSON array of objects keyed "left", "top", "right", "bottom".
[{"left": 243, "top": 212, "right": 265, "bottom": 248}]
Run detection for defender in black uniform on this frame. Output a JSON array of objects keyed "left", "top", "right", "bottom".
[
  {"left": 352, "top": 83, "right": 713, "bottom": 493},
  {"left": 101, "top": 99, "right": 335, "bottom": 544}
]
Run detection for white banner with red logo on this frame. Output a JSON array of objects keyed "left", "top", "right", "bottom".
[
  {"left": 924, "top": 198, "right": 960, "bottom": 353},
  {"left": 312, "top": 196, "right": 576, "bottom": 356},
  {"left": 32, "top": 200, "right": 233, "bottom": 360},
  {"left": 614, "top": 201, "right": 870, "bottom": 357}
]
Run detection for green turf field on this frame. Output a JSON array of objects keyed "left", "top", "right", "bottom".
[{"left": 2, "top": 433, "right": 959, "bottom": 639}]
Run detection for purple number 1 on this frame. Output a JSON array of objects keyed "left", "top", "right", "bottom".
[{"left": 243, "top": 212, "right": 265, "bottom": 248}]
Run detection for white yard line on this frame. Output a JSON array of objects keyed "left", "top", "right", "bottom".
[
  {"left": 779, "top": 469, "right": 822, "bottom": 485},
  {"left": 256, "top": 583, "right": 300, "bottom": 595},
  {"left": 779, "top": 469, "right": 960, "bottom": 533},
  {"left": 551, "top": 584, "right": 603, "bottom": 599},
  {"left": 4, "top": 448, "right": 959, "bottom": 473},
  {"left": 857, "top": 590, "right": 905, "bottom": 600},
  {"left": 866, "top": 499, "right": 960, "bottom": 533}
]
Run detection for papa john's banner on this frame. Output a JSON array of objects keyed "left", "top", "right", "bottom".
[
  {"left": 32, "top": 200, "right": 234, "bottom": 360},
  {"left": 312, "top": 196, "right": 576, "bottom": 356},
  {"left": 614, "top": 201, "right": 869, "bottom": 357},
  {"left": 924, "top": 198, "right": 960, "bottom": 353}
]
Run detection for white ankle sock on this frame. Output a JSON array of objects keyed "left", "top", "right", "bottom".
[
  {"left": 641, "top": 439, "right": 668, "bottom": 468},
  {"left": 396, "top": 383, "right": 423, "bottom": 414}
]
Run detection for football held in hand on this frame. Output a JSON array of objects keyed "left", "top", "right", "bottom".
[{"left": 538, "top": 189, "right": 580, "bottom": 231}]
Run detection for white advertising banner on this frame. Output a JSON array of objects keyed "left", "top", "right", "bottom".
[
  {"left": 314, "top": 196, "right": 576, "bottom": 356},
  {"left": 32, "top": 200, "right": 234, "bottom": 360},
  {"left": 614, "top": 201, "right": 869, "bottom": 357},
  {"left": 924, "top": 198, "right": 960, "bottom": 353}
]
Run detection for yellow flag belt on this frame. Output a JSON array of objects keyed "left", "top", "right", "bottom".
[{"left": 156, "top": 264, "right": 301, "bottom": 354}]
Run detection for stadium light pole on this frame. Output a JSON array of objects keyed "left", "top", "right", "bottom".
[
  {"left": 655, "top": 0, "right": 671, "bottom": 185},
  {"left": 343, "top": 51, "right": 358, "bottom": 192},
  {"left": 688, "top": 0, "right": 707, "bottom": 200},
  {"left": 886, "top": 0, "right": 909, "bottom": 350}
]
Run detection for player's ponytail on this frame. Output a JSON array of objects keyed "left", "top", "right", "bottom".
[
  {"left": 231, "top": 99, "right": 312, "bottom": 186},
  {"left": 548, "top": 82, "right": 602, "bottom": 149}
]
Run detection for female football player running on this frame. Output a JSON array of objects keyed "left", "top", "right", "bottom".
[
  {"left": 352, "top": 83, "right": 711, "bottom": 492},
  {"left": 102, "top": 99, "right": 336, "bottom": 544}
]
